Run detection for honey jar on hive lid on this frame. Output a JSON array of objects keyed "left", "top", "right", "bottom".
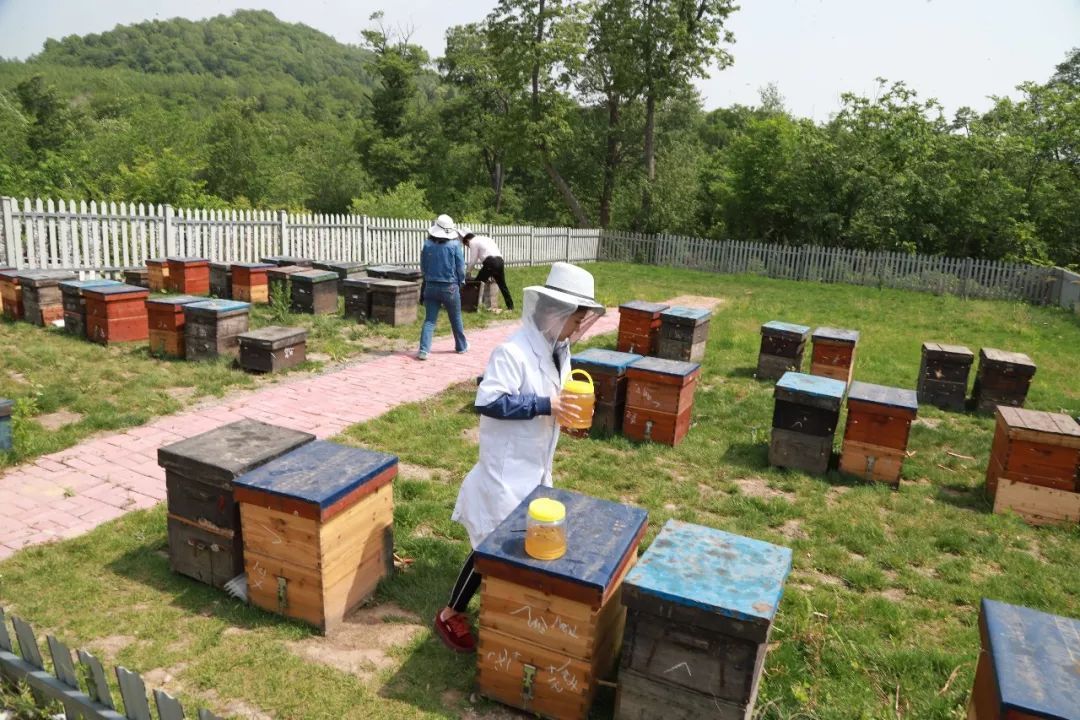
[
  {"left": 525, "top": 498, "right": 567, "bottom": 560},
  {"left": 560, "top": 369, "right": 595, "bottom": 431}
]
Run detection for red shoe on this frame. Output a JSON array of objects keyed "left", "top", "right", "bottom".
[{"left": 434, "top": 611, "right": 477, "bottom": 654}]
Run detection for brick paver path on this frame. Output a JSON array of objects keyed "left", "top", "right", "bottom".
[{"left": 0, "top": 313, "right": 620, "bottom": 560}]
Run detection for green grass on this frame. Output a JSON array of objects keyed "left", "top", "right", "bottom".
[{"left": 2, "top": 263, "right": 1079, "bottom": 719}]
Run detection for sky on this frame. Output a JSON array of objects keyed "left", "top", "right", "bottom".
[{"left": 0, "top": 0, "right": 1077, "bottom": 121}]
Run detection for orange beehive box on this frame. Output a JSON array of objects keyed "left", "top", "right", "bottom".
[
  {"left": 617, "top": 301, "right": 668, "bottom": 355},
  {"left": 146, "top": 294, "right": 203, "bottom": 358},
  {"left": 232, "top": 263, "right": 274, "bottom": 304},
  {"left": 985, "top": 407, "right": 1080, "bottom": 499},
  {"left": 623, "top": 357, "right": 701, "bottom": 447},
  {"left": 166, "top": 257, "right": 210, "bottom": 295},
  {"left": 810, "top": 327, "right": 860, "bottom": 385},
  {"left": 84, "top": 284, "right": 150, "bottom": 344},
  {"left": 146, "top": 258, "right": 170, "bottom": 292},
  {"left": 0, "top": 269, "right": 23, "bottom": 321},
  {"left": 839, "top": 382, "right": 918, "bottom": 487}
]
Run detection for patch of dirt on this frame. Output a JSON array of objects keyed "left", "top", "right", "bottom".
[
  {"left": 914, "top": 565, "right": 937, "bottom": 579},
  {"left": 92, "top": 635, "right": 136, "bottom": 657},
  {"left": 36, "top": 410, "right": 83, "bottom": 430},
  {"left": 663, "top": 295, "right": 726, "bottom": 311},
  {"left": 7, "top": 371, "right": 28, "bottom": 384},
  {"left": 286, "top": 604, "right": 424, "bottom": 683},
  {"left": 697, "top": 483, "right": 720, "bottom": 499},
  {"left": 663, "top": 502, "right": 678, "bottom": 511},
  {"left": 412, "top": 523, "right": 435, "bottom": 539},
  {"left": 398, "top": 463, "right": 449, "bottom": 483},
  {"left": 848, "top": 552, "right": 865, "bottom": 562},
  {"left": 825, "top": 485, "right": 851, "bottom": 507},
  {"left": 798, "top": 570, "right": 846, "bottom": 589},
  {"left": 222, "top": 626, "right": 250, "bottom": 637},
  {"left": 778, "top": 519, "right": 807, "bottom": 540},
  {"left": 141, "top": 662, "right": 188, "bottom": 691},
  {"left": 200, "top": 690, "right": 275, "bottom": 720},
  {"left": 462, "top": 707, "right": 530, "bottom": 720},
  {"left": 168, "top": 386, "right": 198, "bottom": 402},
  {"left": 878, "top": 588, "right": 907, "bottom": 602},
  {"left": 307, "top": 352, "right": 332, "bottom": 363},
  {"left": 972, "top": 561, "right": 1003, "bottom": 581},
  {"left": 461, "top": 426, "right": 480, "bottom": 444},
  {"left": 914, "top": 417, "right": 941, "bottom": 429},
  {"left": 737, "top": 477, "right": 794, "bottom": 502}
]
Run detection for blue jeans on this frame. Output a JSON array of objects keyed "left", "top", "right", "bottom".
[{"left": 419, "top": 282, "right": 468, "bottom": 354}]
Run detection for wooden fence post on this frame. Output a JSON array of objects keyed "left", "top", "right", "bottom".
[
  {"left": 565, "top": 227, "right": 571, "bottom": 262},
  {"left": 529, "top": 226, "right": 535, "bottom": 266},
  {"left": 1, "top": 196, "right": 15, "bottom": 268},
  {"left": 278, "top": 209, "right": 288, "bottom": 256},
  {"left": 361, "top": 215, "right": 369, "bottom": 265},
  {"left": 164, "top": 204, "right": 175, "bottom": 258}
]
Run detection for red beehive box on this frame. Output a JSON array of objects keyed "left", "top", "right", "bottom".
[
  {"left": 0, "top": 269, "right": 23, "bottom": 321},
  {"left": 84, "top": 283, "right": 150, "bottom": 344},
  {"left": 618, "top": 301, "right": 668, "bottom": 355},
  {"left": 839, "top": 381, "right": 919, "bottom": 487},
  {"left": 146, "top": 258, "right": 170, "bottom": 292},
  {"left": 232, "top": 263, "right": 274, "bottom": 304},
  {"left": 166, "top": 257, "right": 210, "bottom": 295},
  {"left": 623, "top": 357, "right": 701, "bottom": 446},
  {"left": 147, "top": 294, "right": 203, "bottom": 358},
  {"left": 810, "top": 327, "right": 860, "bottom": 386},
  {"left": 986, "top": 407, "right": 1080, "bottom": 508}
]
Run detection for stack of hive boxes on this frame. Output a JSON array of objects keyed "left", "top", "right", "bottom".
[
  {"left": 369, "top": 280, "right": 420, "bottom": 325},
  {"left": 570, "top": 349, "right": 643, "bottom": 437},
  {"left": 19, "top": 271, "right": 76, "bottom": 326},
  {"left": 158, "top": 420, "right": 314, "bottom": 590},
  {"left": 166, "top": 257, "right": 210, "bottom": 295},
  {"left": 769, "top": 372, "right": 846, "bottom": 475},
  {"left": 809, "top": 327, "right": 859, "bottom": 385},
  {"left": 972, "top": 348, "right": 1036, "bottom": 413},
  {"left": 343, "top": 277, "right": 379, "bottom": 322},
  {"left": 968, "top": 599, "right": 1080, "bottom": 719},
  {"left": 986, "top": 407, "right": 1080, "bottom": 526},
  {"left": 623, "top": 357, "right": 701, "bottom": 447},
  {"left": 313, "top": 261, "right": 366, "bottom": 295},
  {"left": 839, "top": 381, "right": 918, "bottom": 487},
  {"left": 231, "top": 263, "right": 274, "bottom": 303},
  {"left": 290, "top": 269, "right": 339, "bottom": 314},
  {"left": 757, "top": 321, "right": 811, "bottom": 380},
  {"left": 0, "top": 270, "right": 23, "bottom": 320},
  {"left": 84, "top": 283, "right": 150, "bottom": 345},
  {"left": 475, "top": 487, "right": 647, "bottom": 720},
  {"left": 146, "top": 295, "right": 202, "bottom": 358},
  {"left": 184, "top": 299, "right": 251, "bottom": 361},
  {"left": 617, "top": 301, "right": 667, "bottom": 355},
  {"left": 656, "top": 307, "right": 711, "bottom": 363},
  {"left": 238, "top": 326, "right": 308, "bottom": 373},
  {"left": 917, "top": 343, "right": 974, "bottom": 411},
  {"left": 209, "top": 262, "right": 233, "bottom": 299},
  {"left": 617, "top": 521, "right": 792, "bottom": 720},
  {"left": 61, "top": 279, "right": 120, "bottom": 337},
  {"left": 123, "top": 268, "right": 150, "bottom": 288},
  {"left": 233, "top": 441, "right": 398, "bottom": 632},
  {"left": 267, "top": 265, "right": 306, "bottom": 304},
  {"left": 146, "top": 258, "right": 170, "bottom": 292}
]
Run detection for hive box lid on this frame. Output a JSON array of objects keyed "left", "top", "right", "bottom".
[
  {"left": 997, "top": 407, "right": 1080, "bottom": 449},
  {"left": 624, "top": 520, "right": 792, "bottom": 633},
  {"left": 146, "top": 257, "right": 168, "bottom": 265},
  {"left": 82, "top": 283, "right": 150, "bottom": 298},
  {"left": 157, "top": 419, "right": 314, "bottom": 487},
  {"left": 260, "top": 256, "right": 312, "bottom": 266},
  {"left": 620, "top": 300, "right": 668, "bottom": 315},
  {"left": 238, "top": 325, "right": 308, "bottom": 350},
  {"left": 475, "top": 487, "right": 648, "bottom": 607},
  {"left": 0, "top": 269, "right": 21, "bottom": 282},
  {"left": 812, "top": 327, "right": 860, "bottom": 344},
  {"left": 343, "top": 277, "right": 383, "bottom": 289},
  {"left": 847, "top": 381, "right": 918, "bottom": 413},
  {"left": 232, "top": 262, "right": 274, "bottom": 270},
  {"left": 291, "top": 269, "right": 338, "bottom": 284},
  {"left": 776, "top": 372, "right": 846, "bottom": 401},
  {"left": 980, "top": 598, "right": 1080, "bottom": 718},
  {"left": 661, "top": 306, "right": 712, "bottom": 326},
  {"left": 185, "top": 299, "right": 251, "bottom": 318},
  {"left": 370, "top": 279, "right": 420, "bottom": 293},
  {"left": 314, "top": 261, "right": 365, "bottom": 274},
  {"left": 981, "top": 347, "right": 1035, "bottom": 367},
  {"left": 266, "top": 265, "right": 306, "bottom": 278},
  {"left": 0, "top": 398, "right": 12, "bottom": 418},
  {"left": 146, "top": 294, "right": 203, "bottom": 307},
  {"left": 60, "top": 279, "right": 121, "bottom": 294},
  {"left": 627, "top": 356, "right": 701, "bottom": 379},
  {"left": 762, "top": 320, "right": 810, "bottom": 337},
  {"left": 921, "top": 342, "right": 973, "bottom": 358},
  {"left": 572, "top": 348, "right": 643, "bottom": 373},
  {"left": 166, "top": 256, "right": 209, "bottom": 265},
  {"left": 365, "top": 264, "right": 399, "bottom": 274},
  {"left": 16, "top": 270, "right": 77, "bottom": 287},
  {"left": 233, "top": 440, "right": 397, "bottom": 520},
  {"left": 209, "top": 262, "right": 232, "bottom": 271}
]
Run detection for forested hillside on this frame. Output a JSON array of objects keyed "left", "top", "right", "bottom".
[{"left": 0, "top": 6, "right": 1076, "bottom": 267}]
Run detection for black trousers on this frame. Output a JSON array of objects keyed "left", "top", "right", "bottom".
[
  {"left": 448, "top": 552, "right": 482, "bottom": 612},
  {"left": 475, "top": 256, "right": 514, "bottom": 310}
]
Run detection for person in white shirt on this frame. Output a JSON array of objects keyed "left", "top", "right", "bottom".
[{"left": 459, "top": 228, "right": 515, "bottom": 311}]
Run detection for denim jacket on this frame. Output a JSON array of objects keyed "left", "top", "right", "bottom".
[{"left": 421, "top": 237, "right": 466, "bottom": 285}]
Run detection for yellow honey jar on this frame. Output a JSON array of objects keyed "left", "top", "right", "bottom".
[{"left": 525, "top": 498, "right": 567, "bottom": 560}]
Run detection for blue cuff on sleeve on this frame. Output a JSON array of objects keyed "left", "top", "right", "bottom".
[{"left": 478, "top": 393, "right": 548, "bottom": 420}]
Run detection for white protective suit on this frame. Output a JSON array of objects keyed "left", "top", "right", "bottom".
[{"left": 452, "top": 283, "right": 602, "bottom": 548}]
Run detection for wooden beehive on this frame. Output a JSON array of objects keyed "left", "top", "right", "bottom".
[
  {"left": 290, "top": 269, "right": 339, "bottom": 314},
  {"left": 369, "top": 280, "right": 420, "bottom": 326},
  {"left": 0, "top": 269, "right": 24, "bottom": 321},
  {"left": 343, "top": 277, "right": 379, "bottom": 322},
  {"left": 260, "top": 255, "right": 313, "bottom": 268},
  {"left": 571, "top": 349, "right": 643, "bottom": 437},
  {"left": 183, "top": 299, "right": 251, "bottom": 361},
  {"left": 0, "top": 398, "right": 12, "bottom": 452},
  {"left": 972, "top": 348, "right": 1036, "bottom": 414},
  {"left": 231, "top": 263, "right": 274, "bottom": 304},
  {"left": 158, "top": 420, "right": 314, "bottom": 590},
  {"left": 917, "top": 342, "right": 973, "bottom": 412},
  {"left": 238, "top": 326, "right": 308, "bottom": 373},
  {"left": 462, "top": 280, "right": 483, "bottom": 313},
  {"left": 124, "top": 268, "right": 150, "bottom": 288},
  {"left": 146, "top": 294, "right": 202, "bottom": 358},
  {"left": 617, "top": 521, "right": 792, "bottom": 720},
  {"left": 267, "top": 265, "right": 306, "bottom": 304},
  {"left": 313, "top": 261, "right": 366, "bottom": 295},
  {"left": 83, "top": 283, "right": 150, "bottom": 344},
  {"left": 839, "top": 381, "right": 918, "bottom": 487},
  {"left": 968, "top": 599, "right": 1080, "bottom": 720},
  {"left": 61, "top": 279, "right": 120, "bottom": 338},
  {"left": 209, "top": 262, "right": 233, "bottom": 299},
  {"left": 146, "top": 258, "right": 170, "bottom": 292},
  {"left": 364, "top": 264, "right": 398, "bottom": 279},
  {"left": 384, "top": 266, "right": 423, "bottom": 283},
  {"left": 475, "top": 487, "right": 648, "bottom": 720},
  {"left": 757, "top": 321, "right": 811, "bottom": 380},
  {"left": 617, "top": 301, "right": 668, "bottom": 356},
  {"left": 15, "top": 270, "right": 74, "bottom": 326},
  {"left": 234, "top": 441, "right": 397, "bottom": 633},
  {"left": 656, "top": 307, "right": 711, "bottom": 363},
  {"left": 623, "top": 357, "right": 701, "bottom": 446},
  {"left": 810, "top": 327, "right": 860, "bottom": 385},
  {"left": 166, "top": 257, "right": 211, "bottom": 295},
  {"left": 769, "top": 372, "right": 846, "bottom": 475},
  {"left": 0, "top": 267, "right": 10, "bottom": 317}
]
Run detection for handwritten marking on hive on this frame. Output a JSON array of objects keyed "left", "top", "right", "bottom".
[
  {"left": 260, "top": 524, "right": 283, "bottom": 545},
  {"left": 251, "top": 562, "right": 267, "bottom": 590},
  {"left": 665, "top": 661, "right": 693, "bottom": 678},
  {"left": 546, "top": 659, "right": 579, "bottom": 694},
  {"left": 487, "top": 648, "right": 521, "bottom": 674},
  {"left": 511, "top": 605, "right": 579, "bottom": 638}
]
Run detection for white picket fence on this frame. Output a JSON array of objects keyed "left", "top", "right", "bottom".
[{"left": 0, "top": 197, "right": 601, "bottom": 274}]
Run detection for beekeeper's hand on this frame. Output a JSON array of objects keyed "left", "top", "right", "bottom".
[{"left": 550, "top": 395, "right": 585, "bottom": 427}]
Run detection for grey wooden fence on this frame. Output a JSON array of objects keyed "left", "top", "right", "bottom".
[{"left": 0, "top": 607, "right": 220, "bottom": 720}]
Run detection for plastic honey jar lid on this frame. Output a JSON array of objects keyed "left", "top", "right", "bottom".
[
  {"left": 528, "top": 498, "right": 566, "bottom": 524},
  {"left": 563, "top": 369, "right": 594, "bottom": 396}
]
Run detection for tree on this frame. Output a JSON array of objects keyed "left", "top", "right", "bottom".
[{"left": 14, "top": 75, "right": 79, "bottom": 156}]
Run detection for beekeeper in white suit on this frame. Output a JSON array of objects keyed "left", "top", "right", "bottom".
[{"left": 433, "top": 262, "right": 605, "bottom": 653}]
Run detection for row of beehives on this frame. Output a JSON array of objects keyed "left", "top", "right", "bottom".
[
  {"left": 616, "top": 301, "right": 712, "bottom": 363},
  {"left": 756, "top": 321, "right": 1079, "bottom": 527}
]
